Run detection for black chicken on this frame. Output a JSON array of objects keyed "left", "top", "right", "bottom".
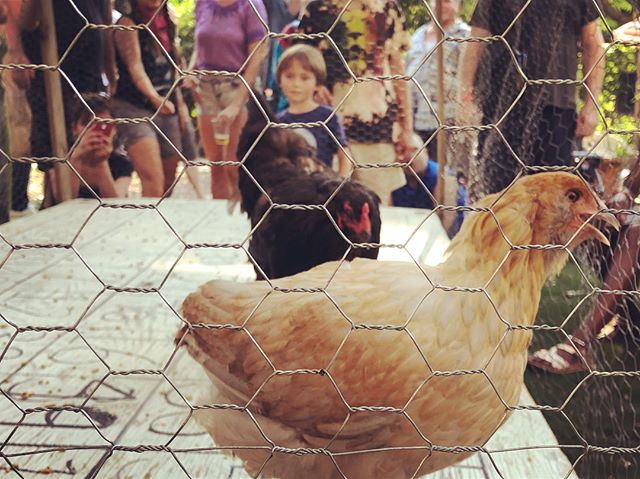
[{"left": 237, "top": 93, "right": 381, "bottom": 280}]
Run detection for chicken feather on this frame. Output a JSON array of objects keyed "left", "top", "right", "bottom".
[
  {"left": 178, "top": 172, "right": 618, "bottom": 478},
  {"left": 237, "top": 90, "right": 381, "bottom": 280}
]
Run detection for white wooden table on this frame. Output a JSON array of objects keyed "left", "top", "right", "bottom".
[{"left": 0, "top": 199, "right": 577, "bottom": 478}]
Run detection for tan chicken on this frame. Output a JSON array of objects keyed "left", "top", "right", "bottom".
[{"left": 176, "top": 172, "right": 618, "bottom": 478}]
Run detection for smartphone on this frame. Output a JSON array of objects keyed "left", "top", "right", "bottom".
[{"left": 93, "top": 123, "right": 114, "bottom": 137}]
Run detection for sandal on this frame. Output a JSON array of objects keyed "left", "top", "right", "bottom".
[{"left": 527, "top": 336, "right": 594, "bottom": 374}]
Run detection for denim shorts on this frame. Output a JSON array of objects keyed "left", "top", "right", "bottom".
[
  {"left": 111, "top": 98, "right": 182, "bottom": 160},
  {"left": 196, "top": 77, "right": 241, "bottom": 117}
]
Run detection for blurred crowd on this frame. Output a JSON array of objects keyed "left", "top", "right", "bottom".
[
  {"left": 1, "top": 0, "right": 425, "bottom": 213},
  {"left": 0, "top": 0, "right": 617, "bottom": 214}
]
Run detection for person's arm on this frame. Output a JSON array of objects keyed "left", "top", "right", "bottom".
[
  {"left": 330, "top": 114, "right": 351, "bottom": 176},
  {"left": 14, "top": 0, "right": 36, "bottom": 30},
  {"left": 389, "top": 53, "right": 412, "bottom": 134},
  {"left": 386, "top": 1, "right": 415, "bottom": 163},
  {"left": 455, "top": 25, "right": 489, "bottom": 128},
  {"left": 71, "top": 161, "right": 118, "bottom": 199},
  {"left": 183, "top": 48, "right": 202, "bottom": 104},
  {"left": 113, "top": 16, "right": 174, "bottom": 114},
  {"left": 175, "top": 87, "right": 191, "bottom": 132},
  {"left": 287, "top": 0, "right": 303, "bottom": 17},
  {"left": 94, "top": 161, "right": 118, "bottom": 198},
  {"left": 4, "top": 0, "right": 34, "bottom": 89},
  {"left": 103, "top": 0, "right": 117, "bottom": 95},
  {"left": 623, "top": 158, "right": 640, "bottom": 199},
  {"left": 238, "top": 39, "right": 268, "bottom": 93},
  {"left": 457, "top": 25, "right": 489, "bottom": 104},
  {"left": 336, "top": 147, "right": 351, "bottom": 177},
  {"left": 216, "top": 39, "right": 268, "bottom": 123},
  {"left": 576, "top": 20, "right": 605, "bottom": 138},
  {"left": 613, "top": 18, "right": 640, "bottom": 41},
  {"left": 389, "top": 52, "right": 415, "bottom": 163},
  {"left": 69, "top": 127, "right": 118, "bottom": 198}
]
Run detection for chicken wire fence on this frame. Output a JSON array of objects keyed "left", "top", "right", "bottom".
[{"left": 0, "top": 0, "right": 639, "bottom": 478}]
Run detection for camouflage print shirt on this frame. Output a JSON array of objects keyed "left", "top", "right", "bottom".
[{"left": 298, "top": 0, "right": 410, "bottom": 144}]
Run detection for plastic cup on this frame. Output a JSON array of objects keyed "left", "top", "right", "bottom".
[
  {"left": 214, "top": 127, "right": 230, "bottom": 146},
  {"left": 214, "top": 120, "right": 230, "bottom": 145},
  {"left": 213, "top": 119, "right": 230, "bottom": 159}
]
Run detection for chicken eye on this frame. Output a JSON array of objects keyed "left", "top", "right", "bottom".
[{"left": 567, "top": 189, "right": 582, "bottom": 203}]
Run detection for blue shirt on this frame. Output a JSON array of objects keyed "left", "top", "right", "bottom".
[
  {"left": 392, "top": 160, "right": 439, "bottom": 209},
  {"left": 277, "top": 105, "right": 348, "bottom": 167}
]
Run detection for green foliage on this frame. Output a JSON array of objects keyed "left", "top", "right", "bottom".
[
  {"left": 170, "top": 0, "right": 196, "bottom": 63},
  {"left": 609, "top": 0, "right": 635, "bottom": 14},
  {"left": 168, "top": 0, "right": 196, "bottom": 117},
  {"left": 398, "top": 0, "right": 477, "bottom": 31},
  {"left": 600, "top": 44, "right": 637, "bottom": 132},
  {"left": 398, "top": 0, "right": 431, "bottom": 31}
]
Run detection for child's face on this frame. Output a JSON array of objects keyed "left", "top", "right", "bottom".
[{"left": 279, "top": 60, "right": 318, "bottom": 106}]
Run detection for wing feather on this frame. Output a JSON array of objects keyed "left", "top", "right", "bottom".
[{"left": 181, "top": 259, "right": 437, "bottom": 440}]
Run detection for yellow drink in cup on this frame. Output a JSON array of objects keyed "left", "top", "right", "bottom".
[
  {"left": 214, "top": 130, "right": 230, "bottom": 146},
  {"left": 213, "top": 118, "right": 230, "bottom": 157}
]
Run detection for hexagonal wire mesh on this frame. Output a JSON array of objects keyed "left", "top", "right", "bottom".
[{"left": 0, "top": 0, "right": 639, "bottom": 477}]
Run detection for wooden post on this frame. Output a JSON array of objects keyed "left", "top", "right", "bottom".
[
  {"left": 634, "top": 49, "right": 640, "bottom": 124},
  {"left": 40, "top": 0, "right": 72, "bottom": 202},
  {"left": 434, "top": 0, "right": 446, "bottom": 211},
  {"left": 0, "top": 84, "right": 10, "bottom": 224}
]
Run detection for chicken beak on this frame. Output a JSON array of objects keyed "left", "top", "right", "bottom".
[
  {"left": 578, "top": 209, "right": 620, "bottom": 247},
  {"left": 596, "top": 210, "right": 621, "bottom": 232}
]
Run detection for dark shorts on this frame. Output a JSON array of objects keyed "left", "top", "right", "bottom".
[
  {"left": 473, "top": 104, "right": 577, "bottom": 198},
  {"left": 109, "top": 152, "right": 134, "bottom": 179},
  {"left": 111, "top": 98, "right": 182, "bottom": 159},
  {"left": 530, "top": 106, "right": 577, "bottom": 169}
]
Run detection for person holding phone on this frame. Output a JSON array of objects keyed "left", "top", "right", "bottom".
[
  {"left": 69, "top": 94, "right": 133, "bottom": 199},
  {"left": 5, "top": 0, "right": 115, "bottom": 212}
]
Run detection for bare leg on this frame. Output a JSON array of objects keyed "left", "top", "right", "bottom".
[
  {"left": 127, "top": 137, "right": 164, "bottom": 197},
  {"left": 529, "top": 218, "right": 640, "bottom": 374},
  {"left": 162, "top": 155, "right": 180, "bottom": 197},
  {"left": 226, "top": 107, "right": 247, "bottom": 200},
  {"left": 198, "top": 114, "right": 230, "bottom": 199},
  {"left": 199, "top": 108, "right": 247, "bottom": 200},
  {"left": 574, "top": 218, "right": 640, "bottom": 342}
]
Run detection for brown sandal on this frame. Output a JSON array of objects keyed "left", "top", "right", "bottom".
[{"left": 527, "top": 337, "right": 594, "bottom": 374}]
